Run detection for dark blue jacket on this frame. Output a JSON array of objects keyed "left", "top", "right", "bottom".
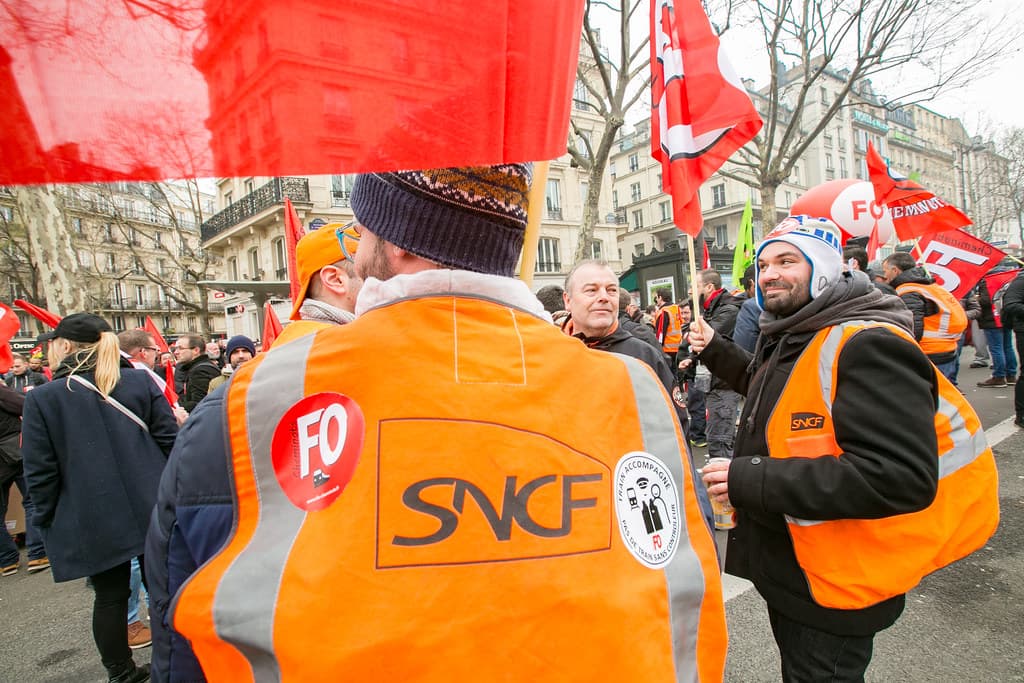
[
  {"left": 146, "top": 384, "right": 233, "bottom": 683},
  {"left": 22, "top": 364, "right": 178, "bottom": 581},
  {"left": 733, "top": 296, "right": 762, "bottom": 353}
]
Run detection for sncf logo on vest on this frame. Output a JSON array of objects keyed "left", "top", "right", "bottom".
[
  {"left": 376, "top": 419, "right": 612, "bottom": 568},
  {"left": 790, "top": 412, "right": 826, "bottom": 431}
]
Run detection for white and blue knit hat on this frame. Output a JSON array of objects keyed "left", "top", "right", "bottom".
[
  {"left": 350, "top": 164, "right": 533, "bottom": 277},
  {"left": 755, "top": 215, "right": 844, "bottom": 308}
]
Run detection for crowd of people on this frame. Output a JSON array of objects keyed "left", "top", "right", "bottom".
[{"left": 0, "top": 162, "right": 1007, "bottom": 683}]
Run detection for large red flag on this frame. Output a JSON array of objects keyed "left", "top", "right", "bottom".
[
  {"left": 262, "top": 303, "right": 284, "bottom": 352},
  {"left": 0, "top": 302, "right": 22, "bottom": 374},
  {"left": 866, "top": 142, "right": 971, "bottom": 241},
  {"left": 917, "top": 230, "right": 1007, "bottom": 298},
  {"left": 650, "top": 0, "right": 763, "bottom": 237},
  {"left": 143, "top": 316, "right": 170, "bottom": 354},
  {"left": 0, "top": 2, "right": 584, "bottom": 185},
  {"left": 983, "top": 269, "right": 1020, "bottom": 327},
  {"left": 14, "top": 299, "right": 61, "bottom": 328},
  {"left": 284, "top": 198, "right": 304, "bottom": 303}
]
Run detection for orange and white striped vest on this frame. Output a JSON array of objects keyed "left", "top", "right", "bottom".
[
  {"left": 659, "top": 303, "right": 683, "bottom": 354},
  {"left": 896, "top": 282, "right": 968, "bottom": 355},
  {"left": 172, "top": 293, "right": 726, "bottom": 681},
  {"left": 766, "top": 321, "right": 999, "bottom": 610}
]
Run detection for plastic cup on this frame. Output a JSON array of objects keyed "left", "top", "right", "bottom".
[{"left": 705, "top": 457, "right": 736, "bottom": 530}]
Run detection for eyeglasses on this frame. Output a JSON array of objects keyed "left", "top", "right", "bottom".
[
  {"left": 336, "top": 221, "right": 361, "bottom": 262},
  {"left": 142, "top": 346, "right": 160, "bottom": 353}
]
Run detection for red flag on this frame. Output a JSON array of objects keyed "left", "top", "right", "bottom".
[
  {"left": 163, "top": 360, "right": 179, "bottom": 407},
  {"left": 284, "top": 198, "right": 304, "bottom": 304},
  {"left": 866, "top": 143, "right": 971, "bottom": 241},
  {"left": 14, "top": 299, "right": 61, "bottom": 328},
  {"left": 0, "top": 1, "right": 584, "bottom": 185},
  {"left": 262, "top": 303, "right": 284, "bottom": 352},
  {"left": 650, "top": 0, "right": 763, "bottom": 237},
  {"left": 917, "top": 230, "right": 1007, "bottom": 298},
  {"left": 0, "top": 303, "right": 22, "bottom": 374},
  {"left": 702, "top": 237, "right": 711, "bottom": 269},
  {"left": 983, "top": 269, "right": 1020, "bottom": 326},
  {"left": 143, "top": 316, "right": 170, "bottom": 354},
  {"left": 866, "top": 221, "right": 881, "bottom": 262}
]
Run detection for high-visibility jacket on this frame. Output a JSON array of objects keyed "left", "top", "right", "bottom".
[
  {"left": 896, "top": 282, "right": 968, "bottom": 355},
  {"left": 172, "top": 294, "right": 726, "bottom": 682},
  {"left": 657, "top": 303, "right": 683, "bottom": 354},
  {"left": 766, "top": 320, "right": 999, "bottom": 610}
]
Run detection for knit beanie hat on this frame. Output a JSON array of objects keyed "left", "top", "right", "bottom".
[
  {"left": 755, "top": 215, "right": 844, "bottom": 309},
  {"left": 225, "top": 334, "right": 256, "bottom": 358},
  {"left": 350, "top": 164, "right": 533, "bottom": 277}
]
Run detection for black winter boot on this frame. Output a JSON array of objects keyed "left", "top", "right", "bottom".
[{"left": 106, "top": 659, "right": 150, "bottom": 683}]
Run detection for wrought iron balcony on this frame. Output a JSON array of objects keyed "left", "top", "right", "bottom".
[{"left": 201, "top": 177, "right": 310, "bottom": 243}]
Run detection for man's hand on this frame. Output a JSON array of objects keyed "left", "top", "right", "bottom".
[
  {"left": 700, "top": 458, "right": 731, "bottom": 506},
  {"left": 687, "top": 317, "right": 715, "bottom": 354},
  {"left": 173, "top": 405, "right": 189, "bottom": 426}
]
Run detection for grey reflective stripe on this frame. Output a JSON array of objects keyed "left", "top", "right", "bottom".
[
  {"left": 210, "top": 333, "right": 316, "bottom": 681},
  {"left": 937, "top": 394, "right": 989, "bottom": 478},
  {"left": 618, "top": 354, "right": 704, "bottom": 683},
  {"left": 902, "top": 284, "right": 959, "bottom": 339}
]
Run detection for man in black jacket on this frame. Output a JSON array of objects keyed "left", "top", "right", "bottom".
[
  {"left": 0, "top": 382, "right": 48, "bottom": 576},
  {"left": 692, "top": 269, "right": 741, "bottom": 461},
  {"left": 691, "top": 216, "right": 939, "bottom": 681},
  {"left": 617, "top": 289, "right": 660, "bottom": 351},
  {"left": 999, "top": 269, "right": 1024, "bottom": 427},
  {"left": 172, "top": 335, "right": 221, "bottom": 412}
]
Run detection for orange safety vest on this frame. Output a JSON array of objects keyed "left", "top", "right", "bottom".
[
  {"left": 658, "top": 303, "right": 683, "bottom": 354},
  {"left": 896, "top": 282, "right": 968, "bottom": 355},
  {"left": 766, "top": 321, "right": 999, "bottom": 610},
  {"left": 172, "top": 294, "right": 726, "bottom": 681}
]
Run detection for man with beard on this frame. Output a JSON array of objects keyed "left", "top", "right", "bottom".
[
  {"left": 156, "top": 165, "right": 726, "bottom": 682},
  {"left": 690, "top": 216, "right": 997, "bottom": 681}
]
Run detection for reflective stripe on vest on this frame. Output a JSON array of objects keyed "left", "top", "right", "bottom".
[
  {"left": 172, "top": 296, "right": 726, "bottom": 681},
  {"left": 897, "top": 282, "right": 967, "bottom": 355},
  {"left": 769, "top": 321, "right": 999, "bottom": 609}
]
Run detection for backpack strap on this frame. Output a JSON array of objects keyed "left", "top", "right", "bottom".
[{"left": 68, "top": 375, "right": 150, "bottom": 434}]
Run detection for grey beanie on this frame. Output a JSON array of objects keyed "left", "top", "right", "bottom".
[{"left": 350, "top": 164, "right": 533, "bottom": 277}]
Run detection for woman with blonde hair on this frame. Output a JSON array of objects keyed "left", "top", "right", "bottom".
[{"left": 22, "top": 313, "right": 178, "bottom": 683}]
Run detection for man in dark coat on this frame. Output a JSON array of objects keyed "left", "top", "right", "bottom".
[
  {"left": 4, "top": 354, "right": 47, "bottom": 392},
  {"left": 617, "top": 289, "right": 661, "bottom": 351},
  {"left": 692, "top": 217, "right": 938, "bottom": 681},
  {"left": 999, "top": 269, "right": 1024, "bottom": 427},
  {"left": 172, "top": 335, "right": 221, "bottom": 412},
  {"left": 0, "top": 381, "right": 48, "bottom": 575}
]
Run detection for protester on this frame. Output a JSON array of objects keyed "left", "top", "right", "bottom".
[
  {"left": 207, "top": 335, "right": 255, "bottom": 393},
  {"left": 146, "top": 221, "right": 363, "bottom": 682},
  {"left": 617, "top": 288, "right": 660, "bottom": 350},
  {"left": 28, "top": 352, "right": 52, "bottom": 381},
  {"left": 154, "top": 164, "right": 726, "bottom": 681},
  {"left": 4, "top": 353, "right": 47, "bottom": 392},
  {"left": 999, "top": 269, "right": 1024, "bottom": 427},
  {"left": 732, "top": 264, "right": 761, "bottom": 353},
  {"left": 974, "top": 270, "right": 1019, "bottom": 387},
  {"left": 882, "top": 252, "right": 967, "bottom": 383},
  {"left": 172, "top": 335, "right": 220, "bottom": 412},
  {"left": 22, "top": 313, "right": 178, "bottom": 683},
  {"left": 692, "top": 216, "right": 996, "bottom": 681},
  {"left": 0, "top": 381, "right": 48, "bottom": 577},
  {"left": 653, "top": 286, "right": 683, "bottom": 368}
]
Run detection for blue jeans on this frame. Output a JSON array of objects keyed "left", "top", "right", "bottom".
[
  {"left": 0, "top": 460, "right": 46, "bottom": 566},
  {"left": 127, "top": 556, "right": 148, "bottom": 624},
  {"left": 934, "top": 358, "right": 958, "bottom": 385},
  {"left": 983, "top": 327, "right": 1018, "bottom": 378}
]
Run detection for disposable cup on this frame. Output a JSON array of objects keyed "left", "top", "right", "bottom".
[{"left": 705, "top": 457, "right": 736, "bottom": 530}]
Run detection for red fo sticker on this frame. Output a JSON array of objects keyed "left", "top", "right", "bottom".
[{"left": 271, "top": 392, "right": 364, "bottom": 511}]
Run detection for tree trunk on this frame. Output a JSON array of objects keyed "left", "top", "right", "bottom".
[
  {"left": 574, "top": 123, "right": 622, "bottom": 264},
  {"left": 758, "top": 183, "right": 780, "bottom": 240},
  {"left": 17, "top": 186, "right": 85, "bottom": 314}
]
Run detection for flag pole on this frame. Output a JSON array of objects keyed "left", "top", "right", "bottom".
[
  {"left": 685, "top": 234, "right": 701, "bottom": 322},
  {"left": 518, "top": 160, "right": 550, "bottom": 286}
]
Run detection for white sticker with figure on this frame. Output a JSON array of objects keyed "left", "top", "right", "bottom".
[{"left": 613, "top": 452, "right": 680, "bottom": 569}]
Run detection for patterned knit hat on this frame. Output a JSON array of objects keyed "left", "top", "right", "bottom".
[
  {"left": 350, "top": 164, "right": 533, "bottom": 277},
  {"left": 755, "top": 215, "right": 844, "bottom": 308}
]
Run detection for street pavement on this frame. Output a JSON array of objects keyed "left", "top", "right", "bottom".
[{"left": 0, "top": 359, "right": 1020, "bottom": 682}]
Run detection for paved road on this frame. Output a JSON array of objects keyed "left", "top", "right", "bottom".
[{"left": 0, "top": 358, "right": 1018, "bottom": 682}]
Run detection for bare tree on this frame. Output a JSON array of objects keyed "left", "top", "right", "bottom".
[
  {"left": 568, "top": 0, "right": 650, "bottom": 263},
  {"left": 706, "top": 0, "right": 1022, "bottom": 237},
  {"left": 997, "top": 128, "right": 1024, "bottom": 248}
]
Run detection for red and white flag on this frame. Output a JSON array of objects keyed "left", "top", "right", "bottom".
[
  {"left": 0, "top": 302, "right": 22, "bottom": 374},
  {"left": 916, "top": 230, "right": 1007, "bottom": 298},
  {"left": 867, "top": 143, "right": 971, "bottom": 241},
  {"left": 650, "top": 0, "right": 763, "bottom": 237},
  {"left": 983, "top": 269, "right": 1020, "bottom": 327}
]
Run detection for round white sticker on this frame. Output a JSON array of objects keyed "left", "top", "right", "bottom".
[{"left": 613, "top": 452, "right": 681, "bottom": 569}]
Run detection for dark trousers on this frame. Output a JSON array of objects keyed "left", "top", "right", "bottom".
[
  {"left": 1016, "top": 332, "right": 1024, "bottom": 420},
  {"left": 686, "top": 384, "right": 707, "bottom": 441},
  {"left": 0, "top": 452, "right": 46, "bottom": 566},
  {"left": 768, "top": 608, "right": 875, "bottom": 683},
  {"left": 91, "top": 557, "right": 147, "bottom": 671}
]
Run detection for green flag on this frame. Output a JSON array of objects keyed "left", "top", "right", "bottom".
[{"left": 732, "top": 199, "right": 754, "bottom": 287}]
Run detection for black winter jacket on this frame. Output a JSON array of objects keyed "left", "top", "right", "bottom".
[
  {"left": 999, "top": 271, "right": 1024, "bottom": 333},
  {"left": 699, "top": 325, "right": 938, "bottom": 636},
  {"left": 0, "top": 382, "right": 24, "bottom": 440},
  {"left": 177, "top": 354, "right": 220, "bottom": 411},
  {"left": 690, "top": 289, "right": 741, "bottom": 390},
  {"left": 617, "top": 311, "right": 661, "bottom": 351}
]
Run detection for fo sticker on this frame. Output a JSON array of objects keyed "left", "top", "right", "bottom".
[
  {"left": 271, "top": 393, "right": 364, "bottom": 512},
  {"left": 613, "top": 452, "right": 680, "bottom": 569}
]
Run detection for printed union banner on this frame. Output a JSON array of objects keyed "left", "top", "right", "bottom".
[
  {"left": 917, "top": 229, "right": 1006, "bottom": 298},
  {"left": 0, "top": 1, "right": 584, "bottom": 185}
]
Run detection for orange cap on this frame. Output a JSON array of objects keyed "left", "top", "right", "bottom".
[{"left": 290, "top": 222, "right": 360, "bottom": 320}]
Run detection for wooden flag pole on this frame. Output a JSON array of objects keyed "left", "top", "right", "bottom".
[
  {"left": 685, "top": 233, "right": 702, "bottom": 322},
  {"left": 518, "top": 160, "right": 550, "bottom": 286}
]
